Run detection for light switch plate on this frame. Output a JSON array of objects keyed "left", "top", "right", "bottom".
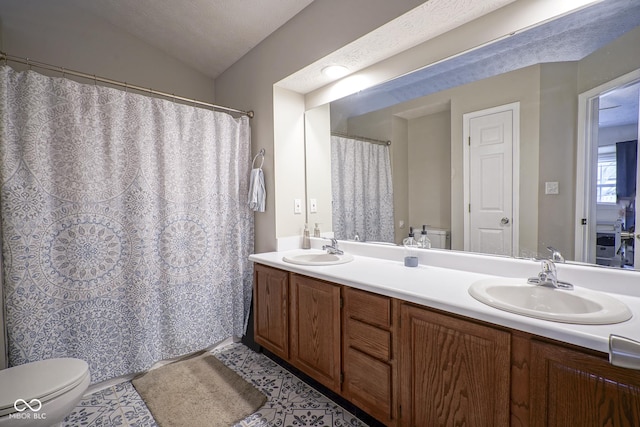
[
  {"left": 309, "top": 198, "right": 317, "bottom": 213},
  {"left": 545, "top": 181, "right": 559, "bottom": 195},
  {"left": 294, "top": 198, "right": 302, "bottom": 214}
]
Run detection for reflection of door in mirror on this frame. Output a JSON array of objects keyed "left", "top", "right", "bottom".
[
  {"left": 577, "top": 72, "right": 640, "bottom": 269},
  {"left": 463, "top": 103, "right": 519, "bottom": 257}
]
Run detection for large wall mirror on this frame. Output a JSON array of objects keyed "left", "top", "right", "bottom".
[{"left": 305, "top": 0, "right": 640, "bottom": 270}]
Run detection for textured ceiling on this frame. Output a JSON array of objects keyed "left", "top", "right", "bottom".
[
  {"left": 71, "top": 0, "right": 314, "bottom": 79},
  {"left": 278, "top": 0, "right": 516, "bottom": 94},
  {"left": 331, "top": 0, "right": 640, "bottom": 126}
]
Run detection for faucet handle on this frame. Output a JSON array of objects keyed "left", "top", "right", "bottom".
[{"left": 547, "top": 246, "right": 565, "bottom": 263}]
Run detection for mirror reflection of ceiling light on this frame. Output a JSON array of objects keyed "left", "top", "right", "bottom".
[{"left": 322, "top": 65, "right": 349, "bottom": 78}]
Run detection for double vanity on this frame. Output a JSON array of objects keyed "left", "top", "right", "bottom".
[{"left": 249, "top": 240, "right": 640, "bottom": 426}]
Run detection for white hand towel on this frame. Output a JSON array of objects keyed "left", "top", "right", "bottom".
[{"left": 248, "top": 168, "right": 265, "bottom": 212}]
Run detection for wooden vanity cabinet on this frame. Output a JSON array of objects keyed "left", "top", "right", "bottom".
[
  {"left": 342, "top": 287, "right": 398, "bottom": 426},
  {"left": 253, "top": 264, "right": 289, "bottom": 359},
  {"left": 399, "top": 303, "right": 511, "bottom": 427},
  {"left": 528, "top": 339, "right": 640, "bottom": 427},
  {"left": 253, "top": 265, "right": 640, "bottom": 427},
  {"left": 289, "top": 274, "right": 342, "bottom": 393}
]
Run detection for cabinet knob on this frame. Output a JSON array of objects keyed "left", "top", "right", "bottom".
[{"left": 609, "top": 334, "right": 640, "bottom": 370}]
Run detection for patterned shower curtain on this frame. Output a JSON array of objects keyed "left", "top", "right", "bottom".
[
  {"left": 331, "top": 135, "right": 394, "bottom": 243},
  {"left": 0, "top": 66, "right": 253, "bottom": 383}
]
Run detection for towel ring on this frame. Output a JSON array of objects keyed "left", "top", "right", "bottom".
[{"left": 252, "top": 148, "right": 265, "bottom": 169}]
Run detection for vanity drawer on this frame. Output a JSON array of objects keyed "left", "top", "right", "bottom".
[
  {"left": 343, "top": 346, "right": 392, "bottom": 422},
  {"left": 344, "top": 287, "right": 391, "bottom": 328},
  {"left": 345, "top": 318, "right": 391, "bottom": 361}
]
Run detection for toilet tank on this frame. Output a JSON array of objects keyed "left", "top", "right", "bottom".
[{"left": 426, "top": 227, "right": 450, "bottom": 249}]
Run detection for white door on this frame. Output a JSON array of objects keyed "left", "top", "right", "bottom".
[{"left": 464, "top": 104, "right": 517, "bottom": 256}]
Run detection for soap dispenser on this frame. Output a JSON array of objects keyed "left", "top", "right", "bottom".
[
  {"left": 302, "top": 223, "right": 311, "bottom": 249},
  {"left": 402, "top": 226, "right": 419, "bottom": 267},
  {"left": 313, "top": 223, "right": 321, "bottom": 238},
  {"left": 418, "top": 225, "right": 431, "bottom": 249}
]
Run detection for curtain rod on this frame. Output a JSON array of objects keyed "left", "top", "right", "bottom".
[
  {"left": 0, "top": 51, "right": 254, "bottom": 118},
  {"left": 331, "top": 132, "right": 391, "bottom": 146}
]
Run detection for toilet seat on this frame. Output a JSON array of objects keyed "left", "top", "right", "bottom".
[{"left": 0, "top": 358, "right": 90, "bottom": 417}]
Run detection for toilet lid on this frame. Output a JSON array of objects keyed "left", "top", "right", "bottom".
[{"left": 0, "top": 358, "right": 89, "bottom": 416}]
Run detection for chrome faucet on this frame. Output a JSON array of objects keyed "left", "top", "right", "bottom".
[
  {"left": 322, "top": 238, "right": 344, "bottom": 255},
  {"left": 547, "top": 246, "right": 565, "bottom": 263},
  {"left": 527, "top": 259, "right": 573, "bottom": 290}
]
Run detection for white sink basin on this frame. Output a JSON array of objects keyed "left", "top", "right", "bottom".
[
  {"left": 469, "top": 278, "right": 632, "bottom": 324},
  {"left": 282, "top": 251, "right": 354, "bottom": 266}
]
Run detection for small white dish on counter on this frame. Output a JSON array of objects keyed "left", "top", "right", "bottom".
[
  {"left": 282, "top": 251, "right": 354, "bottom": 266},
  {"left": 469, "top": 277, "right": 632, "bottom": 325}
]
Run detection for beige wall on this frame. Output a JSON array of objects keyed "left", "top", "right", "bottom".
[
  {"left": 305, "top": 104, "right": 333, "bottom": 233},
  {"left": 408, "top": 110, "right": 451, "bottom": 232},
  {"left": 0, "top": 0, "right": 215, "bottom": 102},
  {"left": 392, "top": 117, "right": 410, "bottom": 244},
  {"left": 214, "top": 0, "right": 425, "bottom": 252},
  {"left": 578, "top": 26, "right": 640, "bottom": 95},
  {"left": 538, "top": 62, "right": 579, "bottom": 259}
]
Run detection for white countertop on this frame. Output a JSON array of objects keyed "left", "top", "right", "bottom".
[{"left": 249, "top": 245, "right": 640, "bottom": 355}]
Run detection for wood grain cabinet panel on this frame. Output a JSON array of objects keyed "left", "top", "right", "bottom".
[
  {"left": 530, "top": 339, "right": 640, "bottom": 427},
  {"left": 289, "top": 274, "right": 342, "bottom": 393},
  {"left": 344, "top": 347, "right": 392, "bottom": 422},
  {"left": 345, "top": 318, "right": 391, "bottom": 361},
  {"left": 400, "top": 304, "right": 511, "bottom": 427},
  {"left": 346, "top": 287, "right": 392, "bottom": 328},
  {"left": 343, "top": 287, "right": 397, "bottom": 426},
  {"left": 253, "top": 264, "right": 289, "bottom": 359}
]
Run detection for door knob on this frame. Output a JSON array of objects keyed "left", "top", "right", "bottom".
[{"left": 500, "top": 217, "right": 510, "bottom": 225}]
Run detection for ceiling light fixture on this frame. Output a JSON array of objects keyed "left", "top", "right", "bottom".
[{"left": 322, "top": 65, "right": 349, "bottom": 78}]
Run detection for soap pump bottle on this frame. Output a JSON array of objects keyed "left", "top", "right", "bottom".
[
  {"left": 313, "top": 223, "right": 321, "bottom": 238},
  {"left": 418, "top": 225, "right": 431, "bottom": 249},
  {"left": 402, "top": 226, "right": 419, "bottom": 267},
  {"left": 302, "top": 223, "right": 311, "bottom": 249}
]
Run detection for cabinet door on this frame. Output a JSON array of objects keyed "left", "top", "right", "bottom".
[
  {"left": 400, "top": 304, "right": 510, "bottom": 427},
  {"left": 253, "top": 264, "right": 289, "bottom": 359},
  {"left": 530, "top": 340, "right": 640, "bottom": 427},
  {"left": 290, "top": 274, "right": 342, "bottom": 393}
]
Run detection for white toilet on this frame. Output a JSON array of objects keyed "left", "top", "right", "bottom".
[{"left": 0, "top": 358, "right": 90, "bottom": 427}]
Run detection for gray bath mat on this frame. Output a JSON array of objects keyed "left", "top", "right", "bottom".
[{"left": 132, "top": 352, "right": 266, "bottom": 427}]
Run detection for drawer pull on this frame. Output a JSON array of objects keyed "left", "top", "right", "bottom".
[{"left": 609, "top": 334, "right": 640, "bottom": 370}]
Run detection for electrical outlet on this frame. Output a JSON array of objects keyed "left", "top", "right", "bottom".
[
  {"left": 294, "top": 198, "right": 302, "bottom": 214},
  {"left": 310, "top": 198, "right": 317, "bottom": 213},
  {"left": 545, "top": 181, "right": 559, "bottom": 195}
]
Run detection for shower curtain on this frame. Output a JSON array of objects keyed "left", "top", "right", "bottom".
[
  {"left": 331, "top": 135, "right": 394, "bottom": 242},
  {"left": 0, "top": 65, "right": 253, "bottom": 383}
]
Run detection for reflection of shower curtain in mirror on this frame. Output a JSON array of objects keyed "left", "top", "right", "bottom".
[
  {"left": 0, "top": 65, "right": 253, "bottom": 383},
  {"left": 331, "top": 136, "right": 394, "bottom": 242}
]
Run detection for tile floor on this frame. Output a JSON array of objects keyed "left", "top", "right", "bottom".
[{"left": 62, "top": 343, "right": 369, "bottom": 426}]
